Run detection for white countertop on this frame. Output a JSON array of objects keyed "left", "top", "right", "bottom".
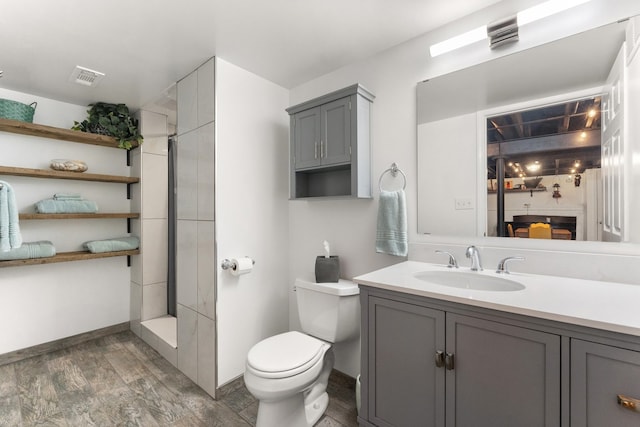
[{"left": 354, "top": 261, "right": 640, "bottom": 337}]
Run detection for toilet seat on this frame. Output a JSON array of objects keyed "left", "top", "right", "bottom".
[{"left": 247, "top": 331, "right": 329, "bottom": 379}]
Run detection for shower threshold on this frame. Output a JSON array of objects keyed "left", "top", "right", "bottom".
[{"left": 141, "top": 315, "right": 177, "bottom": 348}]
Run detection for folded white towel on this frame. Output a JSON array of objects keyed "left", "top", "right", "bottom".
[
  {"left": 0, "top": 180, "right": 22, "bottom": 252},
  {"left": 375, "top": 190, "right": 407, "bottom": 257}
]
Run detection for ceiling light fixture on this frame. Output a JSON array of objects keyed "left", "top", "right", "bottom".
[{"left": 429, "top": 0, "right": 592, "bottom": 57}]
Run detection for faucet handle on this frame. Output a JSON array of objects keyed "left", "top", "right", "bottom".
[
  {"left": 435, "top": 250, "right": 458, "bottom": 268},
  {"left": 496, "top": 256, "right": 525, "bottom": 274}
]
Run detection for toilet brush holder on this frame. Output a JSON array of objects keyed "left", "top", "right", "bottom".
[{"left": 315, "top": 256, "right": 340, "bottom": 283}]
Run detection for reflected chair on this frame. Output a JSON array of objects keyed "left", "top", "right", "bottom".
[
  {"left": 507, "top": 224, "right": 515, "bottom": 237},
  {"left": 529, "top": 223, "right": 552, "bottom": 239}
]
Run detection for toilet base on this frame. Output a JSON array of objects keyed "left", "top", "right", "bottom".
[
  {"left": 256, "top": 393, "right": 309, "bottom": 427},
  {"left": 304, "top": 391, "right": 329, "bottom": 426}
]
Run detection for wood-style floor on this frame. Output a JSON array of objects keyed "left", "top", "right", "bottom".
[{"left": 0, "top": 331, "right": 359, "bottom": 426}]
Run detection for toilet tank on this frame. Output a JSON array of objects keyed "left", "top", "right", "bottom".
[{"left": 295, "top": 278, "right": 360, "bottom": 343}]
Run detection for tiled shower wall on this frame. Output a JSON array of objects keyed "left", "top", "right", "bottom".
[
  {"left": 130, "top": 110, "right": 171, "bottom": 358},
  {"left": 175, "top": 57, "right": 217, "bottom": 397}
]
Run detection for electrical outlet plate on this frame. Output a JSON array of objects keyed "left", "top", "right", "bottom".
[{"left": 455, "top": 198, "right": 473, "bottom": 210}]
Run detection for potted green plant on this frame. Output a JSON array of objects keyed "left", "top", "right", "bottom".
[{"left": 72, "top": 102, "right": 143, "bottom": 150}]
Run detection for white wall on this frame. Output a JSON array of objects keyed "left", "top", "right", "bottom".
[
  {"left": 215, "top": 58, "right": 290, "bottom": 386},
  {"left": 0, "top": 88, "right": 131, "bottom": 354},
  {"left": 288, "top": 0, "right": 640, "bottom": 377}
]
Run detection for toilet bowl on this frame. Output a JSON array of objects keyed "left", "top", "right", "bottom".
[{"left": 244, "top": 278, "right": 360, "bottom": 427}]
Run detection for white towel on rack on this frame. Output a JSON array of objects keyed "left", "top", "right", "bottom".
[
  {"left": 376, "top": 189, "right": 407, "bottom": 257},
  {"left": 0, "top": 180, "right": 22, "bottom": 252}
]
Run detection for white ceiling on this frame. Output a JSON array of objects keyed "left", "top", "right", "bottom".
[{"left": 0, "top": 0, "right": 502, "bottom": 116}]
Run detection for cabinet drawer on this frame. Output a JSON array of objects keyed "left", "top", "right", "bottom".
[{"left": 571, "top": 339, "right": 640, "bottom": 426}]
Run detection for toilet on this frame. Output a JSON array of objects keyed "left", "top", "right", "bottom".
[{"left": 244, "top": 278, "right": 360, "bottom": 427}]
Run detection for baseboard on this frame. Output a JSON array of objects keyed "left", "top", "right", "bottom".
[{"left": 0, "top": 322, "right": 130, "bottom": 366}]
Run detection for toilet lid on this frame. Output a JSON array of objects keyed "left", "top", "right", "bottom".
[{"left": 247, "top": 331, "right": 328, "bottom": 378}]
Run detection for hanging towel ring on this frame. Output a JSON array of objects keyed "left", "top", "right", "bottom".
[{"left": 378, "top": 162, "right": 407, "bottom": 191}]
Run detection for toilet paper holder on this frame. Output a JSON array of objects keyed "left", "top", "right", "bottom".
[{"left": 221, "top": 257, "right": 255, "bottom": 271}]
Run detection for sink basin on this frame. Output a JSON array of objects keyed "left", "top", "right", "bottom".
[{"left": 414, "top": 271, "right": 525, "bottom": 292}]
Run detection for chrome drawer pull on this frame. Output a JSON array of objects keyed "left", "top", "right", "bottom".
[
  {"left": 435, "top": 350, "right": 445, "bottom": 368},
  {"left": 617, "top": 394, "right": 640, "bottom": 413}
]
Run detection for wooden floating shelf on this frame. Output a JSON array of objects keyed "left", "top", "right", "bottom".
[
  {"left": 0, "top": 249, "right": 140, "bottom": 268},
  {"left": 0, "top": 118, "right": 139, "bottom": 149},
  {"left": 0, "top": 165, "right": 139, "bottom": 184},
  {"left": 19, "top": 213, "right": 140, "bottom": 220},
  {"left": 488, "top": 187, "right": 547, "bottom": 194}
]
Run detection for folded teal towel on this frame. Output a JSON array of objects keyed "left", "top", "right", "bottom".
[
  {"left": 0, "top": 180, "right": 22, "bottom": 252},
  {"left": 376, "top": 190, "right": 408, "bottom": 257},
  {"left": 0, "top": 240, "right": 56, "bottom": 260},
  {"left": 84, "top": 236, "right": 139, "bottom": 253},
  {"left": 53, "top": 193, "right": 83, "bottom": 200},
  {"left": 35, "top": 199, "right": 98, "bottom": 214}
]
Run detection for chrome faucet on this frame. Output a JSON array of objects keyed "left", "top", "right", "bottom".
[
  {"left": 435, "top": 250, "right": 458, "bottom": 268},
  {"left": 465, "top": 246, "right": 482, "bottom": 271},
  {"left": 496, "top": 256, "right": 525, "bottom": 274}
]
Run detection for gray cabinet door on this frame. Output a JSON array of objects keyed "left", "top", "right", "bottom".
[
  {"left": 446, "top": 314, "right": 561, "bottom": 427},
  {"left": 321, "top": 97, "right": 351, "bottom": 166},
  {"left": 367, "top": 296, "right": 445, "bottom": 427},
  {"left": 293, "top": 106, "right": 321, "bottom": 170},
  {"left": 571, "top": 339, "right": 640, "bottom": 426}
]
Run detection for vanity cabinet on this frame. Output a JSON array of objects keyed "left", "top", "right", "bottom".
[
  {"left": 287, "top": 84, "right": 374, "bottom": 199},
  {"left": 362, "top": 291, "right": 560, "bottom": 427},
  {"left": 571, "top": 339, "right": 640, "bottom": 426}
]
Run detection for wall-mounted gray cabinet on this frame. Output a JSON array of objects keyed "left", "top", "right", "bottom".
[
  {"left": 361, "top": 291, "right": 559, "bottom": 427},
  {"left": 287, "top": 84, "right": 374, "bottom": 199}
]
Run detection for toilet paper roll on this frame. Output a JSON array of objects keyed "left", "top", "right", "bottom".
[{"left": 231, "top": 257, "right": 253, "bottom": 276}]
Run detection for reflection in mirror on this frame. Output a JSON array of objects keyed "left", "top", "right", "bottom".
[
  {"left": 486, "top": 96, "right": 602, "bottom": 241},
  {"left": 417, "top": 16, "right": 640, "bottom": 244}
]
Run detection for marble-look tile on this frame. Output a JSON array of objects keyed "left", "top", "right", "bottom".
[
  {"left": 82, "top": 361, "right": 126, "bottom": 395},
  {"left": 176, "top": 131, "right": 198, "bottom": 220},
  {"left": 128, "top": 376, "right": 191, "bottom": 425},
  {"left": 156, "top": 337, "right": 178, "bottom": 368},
  {"left": 177, "top": 304, "right": 198, "bottom": 382},
  {"left": 141, "top": 152, "right": 168, "bottom": 219},
  {"left": 197, "top": 124, "right": 215, "bottom": 220},
  {"left": 142, "top": 281, "right": 168, "bottom": 321},
  {"left": 176, "top": 220, "right": 198, "bottom": 309},
  {"left": 5, "top": 331, "right": 358, "bottom": 427},
  {"left": 177, "top": 70, "right": 198, "bottom": 135},
  {"left": 0, "top": 394, "right": 22, "bottom": 426},
  {"left": 197, "top": 313, "right": 216, "bottom": 396},
  {"left": 0, "top": 363, "right": 18, "bottom": 398},
  {"left": 47, "top": 356, "right": 92, "bottom": 401},
  {"left": 17, "top": 373, "right": 63, "bottom": 425},
  {"left": 197, "top": 58, "right": 215, "bottom": 127},
  {"left": 130, "top": 281, "right": 142, "bottom": 337},
  {"left": 103, "top": 348, "right": 151, "bottom": 385},
  {"left": 218, "top": 381, "right": 257, "bottom": 414},
  {"left": 141, "top": 219, "right": 168, "bottom": 286},
  {"left": 197, "top": 220, "right": 216, "bottom": 318}
]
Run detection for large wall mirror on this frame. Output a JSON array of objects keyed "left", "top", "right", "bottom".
[{"left": 417, "top": 16, "right": 640, "bottom": 245}]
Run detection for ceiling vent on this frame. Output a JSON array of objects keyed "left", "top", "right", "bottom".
[
  {"left": 487, "top": 16, "right": 519, "bottom": 49},
  {"left": 69, "top": 66, "right": 105, "bottom": 87}
]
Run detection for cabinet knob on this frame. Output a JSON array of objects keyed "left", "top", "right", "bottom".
[
  {"left": 445, "top": 352, "right": 455, "bottom": 370},
  {"left": 435, "top": 350, "right": 445, "bottom": 368},
  {"left": 314, "top": 141, "right": 318, "bottom": 159},
  {"left": 617, "top": 394, "right": 640, "bottom": 413}
]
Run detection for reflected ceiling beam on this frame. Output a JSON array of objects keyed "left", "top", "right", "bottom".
[{"left": 487, "top": 130, "right": 601, "bottom": 157}]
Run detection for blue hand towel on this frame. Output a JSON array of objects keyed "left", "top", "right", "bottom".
[
  {"left": 376, "top": 190, "right": 408, "bottom": 257},
  {"left": 0, "top": 180, "right": 22, "bottom": 252},
  {"left": 0, "top": 240, "right": 55, "bottom": 260},
  {"left": 53, "top": 193, "right": 83, "bottom": 200},
  {"left": 35, "top": 199, "right": 98, "bottom": 214},
  {"left": 84, "top": 236, "right": 140, "bottom": 254}
]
